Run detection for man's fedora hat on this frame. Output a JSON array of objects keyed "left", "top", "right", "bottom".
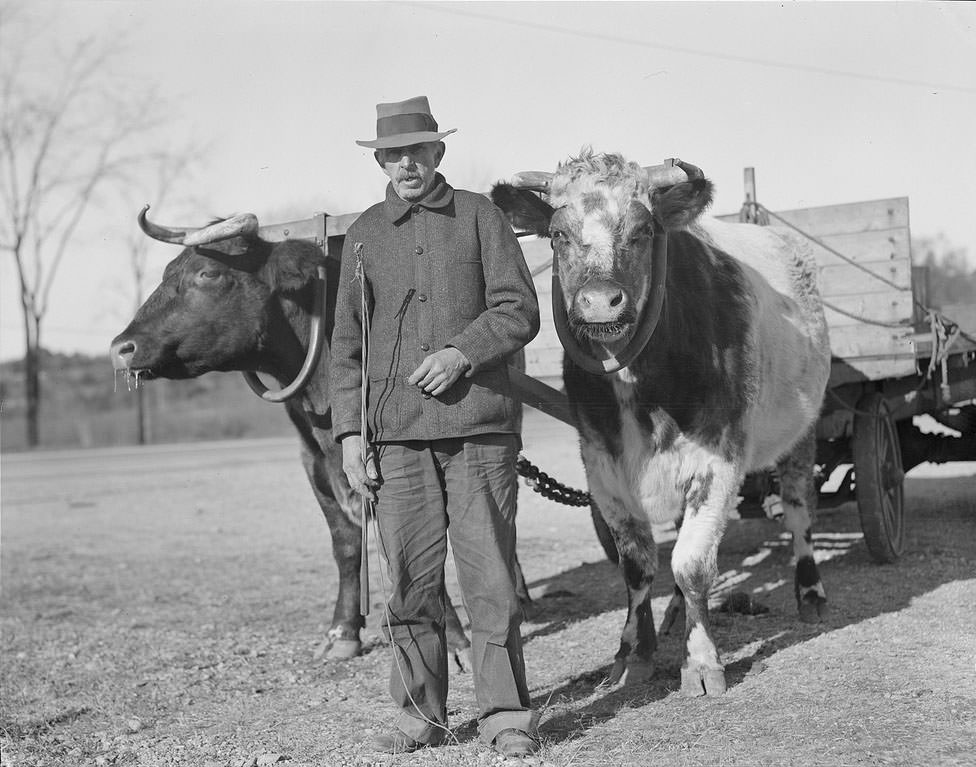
[{"left": 356, "top": 96, "right": 457, "bottom": 149}]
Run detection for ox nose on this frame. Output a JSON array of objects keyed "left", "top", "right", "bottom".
[
  {"left": 110, "top": 339, "right": 137, "bottom": 371},
  {"left": 574, "top": 280, "right": 629, "bottom": 323}
]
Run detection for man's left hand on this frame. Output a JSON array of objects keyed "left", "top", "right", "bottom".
[{"left": 408, "top": 348, "right": 471, "bottom": 396}]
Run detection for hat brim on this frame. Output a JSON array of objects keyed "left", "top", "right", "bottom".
[{"left": 356, "top": 128, "right": 457, "bottom": 149}]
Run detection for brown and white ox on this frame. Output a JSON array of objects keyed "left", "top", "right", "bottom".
[
  {"left": 109, "top": 208, "right": 501, "bottom": 667},
  {"left": 492, "top": 150, "right": 830, "bottom": 696}
]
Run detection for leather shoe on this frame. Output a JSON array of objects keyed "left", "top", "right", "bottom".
[
  {"left": 493, "top": 728, "right": 539, "bottom": 758},
  {"left": 373, "top": 729, "right": 442, "bottom": 754}
]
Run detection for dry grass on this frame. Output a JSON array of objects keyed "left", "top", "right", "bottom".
[{"left": 2, "top": 418, "right": 975, "bottom": 766}]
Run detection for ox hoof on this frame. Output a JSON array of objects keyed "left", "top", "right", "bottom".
[
  {"left": 325, "top": 638, "right": 361, "bottom": 661},
  {"left": 451, "top": 646, "right": 473, "bottom": 674},
  {"left": 606, "top": 658, "right": 653, "bottom": 686},
  {"left": 680, "top": 666, "right": 727, "bottom": 697},
  {"left": 798, "top": 596, "right": 829, "bottom": 624}
]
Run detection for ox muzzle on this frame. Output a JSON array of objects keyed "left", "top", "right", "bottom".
[{"left": 571, "top": 279, "right": 636, "bottom": 340}]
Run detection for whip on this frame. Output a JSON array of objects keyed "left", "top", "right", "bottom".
[{"left": 355, "top": 242, "right": 372, "bottom": 617}]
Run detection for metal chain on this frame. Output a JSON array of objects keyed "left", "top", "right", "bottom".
[{"left": 515, "top": 454, "right": 591, "bottom": 507}]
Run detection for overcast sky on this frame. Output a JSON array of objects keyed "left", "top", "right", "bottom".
[{"left": 2, "top": 0, "right": 975, "bottom": 361}]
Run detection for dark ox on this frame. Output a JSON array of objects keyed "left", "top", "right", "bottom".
[
  {"left": 493, "top": 150, "right": 830, "bottom": 696},
  {"left": 109, "top": 208, "right": 499, "bottom": 665}
]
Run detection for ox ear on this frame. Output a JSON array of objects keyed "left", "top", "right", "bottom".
[
  {"left": 265, "top": 240, "right": 323, "bottom": 293},
  {"left": 650, "top": 177, "right": 714, "bottom": 231},
  {"left": 490, "top": 183, "right": 554, "bottom": 237}
]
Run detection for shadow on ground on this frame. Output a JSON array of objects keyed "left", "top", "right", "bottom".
[{"left": 506, "top": 473, "right": 975, "bottom": 745}]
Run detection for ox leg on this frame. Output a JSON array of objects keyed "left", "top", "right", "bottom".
[
  {"left": 660, "top": 585, "right": 684, "bottom": 635},
  {"left": 777, "top": 429, "right": 828, "bottom": 622},
  {"left": 581, "top": 448, "right": 657, "bottom": 685},
  {"left": 671, "top": 467, "right": 735, "bottom": 697},
  {"left": 305, "top": 442, "right": 365, "bottom": 660},
  {"left": 660, "top": 518, "right": 684, "bottom": 634},
  {"left": 605, "top": 517, "right": 658, "bottom": 685}
]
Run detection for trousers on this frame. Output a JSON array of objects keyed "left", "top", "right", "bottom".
[{"left": 373, "top": 433, "right": 535, "bottom": 745}]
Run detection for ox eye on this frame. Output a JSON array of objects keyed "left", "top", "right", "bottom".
[
  {"left": 198, "top": 269, "right": 222, "bottom": 281},
  {"left": 550, "top": 229, "right": 564, "bottom": 241}
]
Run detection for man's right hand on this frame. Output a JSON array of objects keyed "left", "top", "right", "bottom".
[{"left": 341, "top": 435, "right": 380, "bottom": 503}]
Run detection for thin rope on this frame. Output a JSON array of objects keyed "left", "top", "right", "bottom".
[
  {"left": 754, "top": 203, "right": 909, "bottom": 293},
  {"left": 355, "top": 243, "right": 372, "bottom": 619},
  {"left": 820, "top": 300, "right": 911, "bottom": 329}
]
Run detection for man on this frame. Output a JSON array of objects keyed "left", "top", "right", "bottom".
[{"left": 329, "top": 96, "right": 541, "bottom": 757}]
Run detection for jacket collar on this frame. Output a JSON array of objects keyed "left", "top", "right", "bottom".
[{"left": 384, "top": 173, "right": 455, "bottom": 222}]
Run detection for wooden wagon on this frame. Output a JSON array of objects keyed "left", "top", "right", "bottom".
[{"left": 255, "top": 166, "right": 976, "bottom": 565}]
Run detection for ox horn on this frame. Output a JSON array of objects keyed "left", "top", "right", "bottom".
[
  {"left": 509, "top": 171, "right": 554, "bottom": 194},
  {"left": 644, "top": 158, "right": 704, "bottom": 188},
  {"left": 511, "top": 158, "right": 704, "bottom": 193},
  {"left": 138, "top": 205, "right": 194, "bottom": 244},
  {"left": 184, "top": 213, "right": 259, "bottom": 246},
  {"left": 137, "top": 205, "right": 260, "bottom": 246}
]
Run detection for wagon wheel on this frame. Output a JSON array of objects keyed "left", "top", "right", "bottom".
[{"left": 852, "top": 392, "right": 905, "bottom": 563}]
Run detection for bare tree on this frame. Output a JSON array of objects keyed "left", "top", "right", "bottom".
[{"left": 0, "top": 8, "right": 174, "bottom": 447}]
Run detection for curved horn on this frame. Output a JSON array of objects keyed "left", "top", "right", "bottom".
[
  {"left": 510, "top": 171, "right": 554, "bottom": 193},
  {"left": 674, "top": 159, "right": 703, "bottom": 180},
  {"left": 183, "top": 213, "right": 260, "bottom": 246},
  {"left": 644, "top": 159, "right": 690, "bottom": 189},
  {"left": 138, "top": 204, "right": 197, "bottom": 244}
]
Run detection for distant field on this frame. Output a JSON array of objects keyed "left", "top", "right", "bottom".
[{"left": 0, "top": 366, "right": 297, "bottom": 452}]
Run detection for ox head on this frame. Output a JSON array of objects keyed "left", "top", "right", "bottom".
[
  {"left": 110, "top": 207, "right": 328, "bottom": 382},
  {"left": 492, "top": 150, "right": 713, "bottom": 359}
]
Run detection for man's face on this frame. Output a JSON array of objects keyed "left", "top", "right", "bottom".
[{"left": 375, "top": 142, "right": 444, "bottom": 202}]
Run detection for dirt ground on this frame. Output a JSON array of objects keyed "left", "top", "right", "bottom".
[{"left": 2, "top": 410, "right": 975, "bottom": 767}]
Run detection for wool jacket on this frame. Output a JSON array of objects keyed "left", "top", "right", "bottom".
[{"left": 329, "top": 174, "right": 540, "bottom": 443}]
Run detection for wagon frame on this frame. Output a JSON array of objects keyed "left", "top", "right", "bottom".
[{"left": 714, "top": 168, "right": 975, "bottom": 563}]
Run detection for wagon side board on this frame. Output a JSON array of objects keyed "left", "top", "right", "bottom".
[{"left": 719, "top": 197, "right": 917, "bottom": 387}]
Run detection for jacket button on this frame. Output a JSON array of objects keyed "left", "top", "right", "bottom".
[
  {"left": 418, "top": 294, "right": 428, "bottom": 302},
  {"left": 415, "top": 246, "right": 424, "bottom": 255},
  {"left": 420, "top": 343, "right": 430, "bottom": 351},
  {"left": 422, "top": 392, "right": 432, "bottom": 400}
]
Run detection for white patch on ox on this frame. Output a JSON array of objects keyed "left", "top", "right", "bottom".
[
  {"left": 584, "top": 374, "right": 739, "bottom": 539},
  {"left": 669, "top": 471, "right": 737, "bottom": 580},
  {"left": 579, "top": 211, "right": 616, "bottom": 273},
  {"left": 686, "top": 623, "right": 721, "bottom": 668},
  {"left": 615, "top": 380, "right": 683, "bottom": 524},
  {"left": 616, "top": 366, "right": 639, "bottom": 385}
]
